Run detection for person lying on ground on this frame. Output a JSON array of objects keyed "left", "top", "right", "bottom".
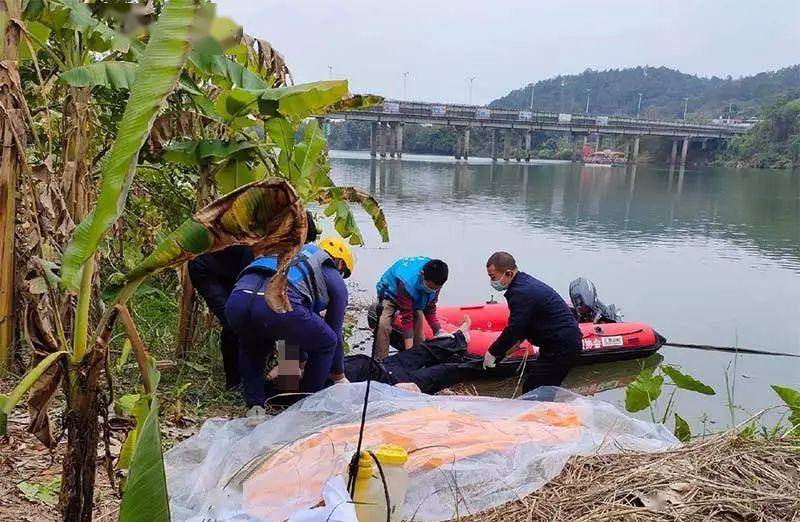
[{"left": 341, "top": 316, "right": 480, "bottom": 394}]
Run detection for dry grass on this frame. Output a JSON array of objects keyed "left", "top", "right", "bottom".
[{"left": 457, "top": 434, "right": 800, "bottom": 522}]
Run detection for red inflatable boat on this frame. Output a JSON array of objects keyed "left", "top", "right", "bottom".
[{"left": 390, "top": 302, "right": 665, "bottom": 366}]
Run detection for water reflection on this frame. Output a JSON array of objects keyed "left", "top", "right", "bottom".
[
  {"left": 469, "top": 354, "right": 664, "bottom": 399},
  {"left": 332, "top": 152, "right": 800, "bottom": 430}
]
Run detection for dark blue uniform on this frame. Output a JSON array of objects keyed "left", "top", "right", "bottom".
[
  {"left": 188, "top": 246, "right": 254, "bottom": 389},
  {"left": 225, "top": 265, "right": 348, "bottom": 408},
  {"left": 487, "top": 272, "right": 582, "bottom": 393}
]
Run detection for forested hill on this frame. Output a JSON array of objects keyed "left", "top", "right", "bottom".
[{"left": 492, "top": 66, "right": 800, "bottom": 120}]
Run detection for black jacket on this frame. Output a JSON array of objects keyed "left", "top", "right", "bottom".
[
  {"left": 488, "top": 272, "right": 581, "bottom": 358},
  {"left": 188, "top": 245, "right": 254, "bottom": 292}
]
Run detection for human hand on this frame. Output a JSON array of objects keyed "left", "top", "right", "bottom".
[{"left": 483, "top": 351, "right": 496, "bottom": 369}]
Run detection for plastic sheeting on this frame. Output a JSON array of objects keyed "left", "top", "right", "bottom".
[{"left": 165, "top": 383, "right": 678, "bottom": 521}]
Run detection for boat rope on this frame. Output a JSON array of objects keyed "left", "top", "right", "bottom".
[{"left": 665, "top": 342, "right": 800, "bottom": 358}]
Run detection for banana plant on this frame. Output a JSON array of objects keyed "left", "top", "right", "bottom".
[{"left": 11, "top": 2, "right": 213, "bottom": 519}]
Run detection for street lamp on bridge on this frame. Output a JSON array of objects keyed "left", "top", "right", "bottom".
[
  {"left": 529, "top": 83, "right": 535, "bottom": 110},
  {"left": 683, "top": 97, "right": 689, "bottom": 120},
  {"left": 636, "top": 92, "right": 644, "bottom": 119},
  {"left": 328, "top": 65, "right": 332, "bottom": 80},
  {"left": 467, "top": 76, "right": 476, "bottom": 105},
  {"left": 403, "top": 71, "right": 409, "bottom": 99},
  {"left": 585, "top": 88, "right": 591, "bottom": 114}
]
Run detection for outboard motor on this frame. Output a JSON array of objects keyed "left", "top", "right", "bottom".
[{"left": 569, "top": 277, "right": 622, "bottom": 323}]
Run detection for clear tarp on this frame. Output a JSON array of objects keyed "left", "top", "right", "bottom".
[{"left": 165, "top": 383, "right": 678, "bottom": 521}]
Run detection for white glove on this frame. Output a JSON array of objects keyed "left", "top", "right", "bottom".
[
  {"left": 433, "top": 330, "right": 454, "bottom": 339},
  {"left": 483, "top": 351, "right": 496, "bottom": 369}
]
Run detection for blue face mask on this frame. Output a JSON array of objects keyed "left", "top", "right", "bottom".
[
  {"left": 490, "top": 279, "right": 509, "bottom": 292},
  {"left": 421, "top": 282, "right": 437, "bottom": 294}
]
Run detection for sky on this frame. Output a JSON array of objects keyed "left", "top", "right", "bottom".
[{"left": 216, "top": 0, "right": 799, "bottom": 105}]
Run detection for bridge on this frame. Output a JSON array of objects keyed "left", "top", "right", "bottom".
[{"left": 325, "top": 100, "right": 750, "bottom": 165}]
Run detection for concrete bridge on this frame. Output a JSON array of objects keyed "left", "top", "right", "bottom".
[{"left": 325, "top": 100, "right": 750, "bottom": 165}]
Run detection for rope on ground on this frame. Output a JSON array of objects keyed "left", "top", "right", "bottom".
[{"left": 665, "top": 342, "right": 800, "bottom": 358}]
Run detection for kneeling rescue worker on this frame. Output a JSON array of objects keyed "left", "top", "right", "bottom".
[
  {"left": 375, "top": 257, "right": 449, "bottom": 359},
  {"left": 226, "top": 236, "right": 354, "bottom": 416},
  {"left": 483, "top": 252, "right": 582, "bottom": 393}
]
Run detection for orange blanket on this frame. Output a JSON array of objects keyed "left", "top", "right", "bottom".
[{"left": 242, "top": 402, "right": 582, "bottom": 520}]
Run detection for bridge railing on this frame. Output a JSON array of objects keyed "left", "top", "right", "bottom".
[{"left": 333, "top": 100, "right": 747, "bottom": 134}]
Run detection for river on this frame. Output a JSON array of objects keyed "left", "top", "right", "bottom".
[{"left": 328, "top": 151, "right": 800, "bottom": 433}]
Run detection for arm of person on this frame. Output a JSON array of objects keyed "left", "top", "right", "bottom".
[
  {"left": 487, "top": 292, "right": 531, "bottom": 360},
  {"left": 423, "top": 294, "right": 443, "bottom": 335},
  {"left": 393, "top": 282, "right": 417, "bottom": 349},
  {"left": 322, "top": 265, "right": 348, "bottom": 378}
]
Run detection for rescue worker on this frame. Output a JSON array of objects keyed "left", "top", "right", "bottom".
[
  {"left": 188, "top": 246, "right": 254, "bottom": 390},
  {"left": 482, "top": 252, "right": 582, "bottom": 394},
  {"left": 188, "top": 211, "right": 317, "bottom": 390},
  {"left": 225, "top": 236, "right": 353, "bottom": 416},
  {"left": 375, "top": 257, "right": 449, "bottom": 359}
]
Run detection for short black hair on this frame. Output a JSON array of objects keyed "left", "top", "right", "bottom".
[
  {"left": 305, "top": 210, "right": 318, "bottom": 243},
  {"left": 487, "top": 251, "right": 517, "bottom": 271},
  {"left": 422, "top": 259, "right": 448, "bottom": 286}
]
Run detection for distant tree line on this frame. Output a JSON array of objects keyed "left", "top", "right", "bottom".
[{"left": 327, "top": 65, "right": 800, "bottom": 166}]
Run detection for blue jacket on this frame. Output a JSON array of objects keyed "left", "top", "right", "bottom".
[
  {"left": 240, "top": 244, "right": 333, "bottom": 313},
  {"left": 488, "top": 272, "right": 581, "bottom": 358},
  {"left": 376, "top": 256, "right": 437, "bottom": 311}
]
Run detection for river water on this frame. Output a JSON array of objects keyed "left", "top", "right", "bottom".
[{"left": 328, "top": 151, "right": 800, "bottom": 433}]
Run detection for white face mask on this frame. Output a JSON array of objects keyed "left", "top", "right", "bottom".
[
  {"left": 490, "top": 271, "right": 512, "bottom": 291},
  {"left": 490, "top": 279, "right": 508, "bottom": 291}
]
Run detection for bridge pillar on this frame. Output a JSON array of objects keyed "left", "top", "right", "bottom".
[
  {"left": 370, "top": 122, "right": 378, "bottom": 157},
  {"left": 623, "top": 140, "right": 631, "bottom": 163},
  {"left": 680, "top": 137, "right": 690, "bottom": 166},
  {"left": 396, "top": 123, "right": 403, "bottom": 158},
  {"left": 378, "top": 122, "right": 387, "bottom": 158},
  {"left": 491, "top": 129, "right": 498, "bottom": 161},
  {"left": 503, "top": 129, "right": 512, "bottom": 161},
  {"left": 670, "top": 139, "right": 678, "bottom": 165},
  {"left": 632, "top": 136, "right": 641, "bottom": 163},
  {"left": 454, "top": 128, "right": 463, "bottom": 160},
  {"left": 387, "top": 123, "right": 397, "bottom": 158},
  {"left": 463, "top": 128, "right": 470, "bottom": 160},
  {"left": 595, "top": 134, "right": 602, "bottom": 151},
  {"left": 524, "top": 130, "right": 532, "bottom": 161},
  {"left": 570, "top": 134, "right": 580, "bottom": 162}
]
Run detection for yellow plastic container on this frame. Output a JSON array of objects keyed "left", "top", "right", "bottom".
[{"left": 352, "top": 445, "right": 409, "bottom": 522}]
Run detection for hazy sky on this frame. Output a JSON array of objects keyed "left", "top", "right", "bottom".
[{"left": 217, "top": 1, "right": 799, "bottom": 105}]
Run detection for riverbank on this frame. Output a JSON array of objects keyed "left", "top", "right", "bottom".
[
  {"left": 2, "top": 399, "right": 797, "bottom": 521},
  {"left": 461, "top": 434, "right": 800, "bottom": 521}
]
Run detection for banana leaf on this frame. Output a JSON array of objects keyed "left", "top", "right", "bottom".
[
  {"left": 214, "top": 80, "right": 349, "bottom": 121},
  {"left": 60, "top": 0, "right": 208, "bottom": 291},
  {"left": 318, "top": 186, "right": 389, "bottom": 243},
  {"left": 118, "top": 178, "right": 306, "bottom": 315},
  {"left": 35, "top": 0, "right": 131, "bottom": 53},
  {"left": 60, "top": 61, "right": 138, "bottom": 89},
  {"left": 162, "top": 139, "right": 259, "bottom": 167},
  {"left": 330, "top": 94, "right": 384, "bottom": 111}
]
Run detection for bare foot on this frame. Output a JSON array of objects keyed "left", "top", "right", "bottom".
[
  {"left": 395, "top": 382, "right": 421, "bottom": 393},
  {"left": 458, "top": 315, "right": 472, "bottom": 345}
]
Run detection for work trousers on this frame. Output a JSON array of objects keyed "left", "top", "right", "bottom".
[
  {"left": 375, "top": 299, "right": 425, "bottom": 360},
  {"left": 189, "top": 275, "right": 240, "bottom": 389},
  {"left": 226, "top": 285, "right": 337, "bottom": 408},
  {"left": 345, "top": 332, "right": 481, "bottom": 394},
  {"left": 522, "top": 329, "right": 582, "bottom": 396}
]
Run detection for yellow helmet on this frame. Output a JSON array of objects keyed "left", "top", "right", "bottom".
[{"left": 319, "top": 236, "right": 354, "bottom": 278}]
